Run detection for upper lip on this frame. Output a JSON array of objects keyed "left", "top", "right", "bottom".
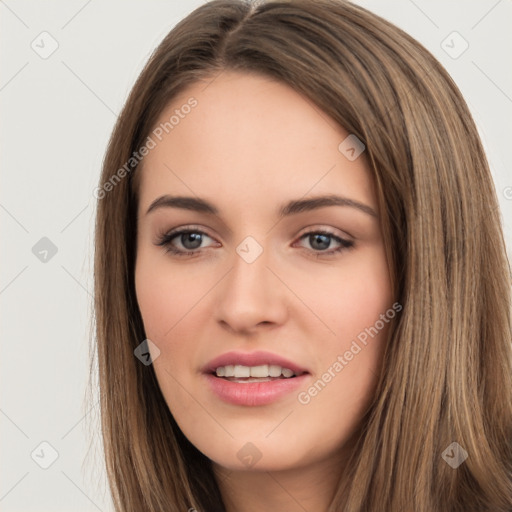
[{"left": 203, "top": 350, "right": 309, "bottom": 375}]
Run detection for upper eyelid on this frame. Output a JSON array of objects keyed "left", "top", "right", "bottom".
[
  {"left": 162, "top": 224, "right": 353, "bottom": 239},
  {"left": 163, "top": 225, "right": 215, "bottom": 241}
]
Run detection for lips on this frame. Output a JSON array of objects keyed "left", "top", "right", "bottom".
[{"left": 202, "top": 350, "right": 310, "bottom": 406}]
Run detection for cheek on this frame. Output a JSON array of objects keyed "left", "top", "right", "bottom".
[
  {"left": 336, "top": 263, "right": 392, "bottom": 342},
  {"left": 294, "top": 247, "right": 392, "bottom": 409},
  {"left": 134, "top": 251, "right": 223, "bottom": 398},
  {"left": 134, "top": 251, "right": 212, "bottom": 341},
  {"left": 134, "top": 256, "right": 202, "bottom": 406},
  {"left": 295, "top": 246, "right": 392, "bottom": 342}
]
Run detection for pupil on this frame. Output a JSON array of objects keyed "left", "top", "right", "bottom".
[
  {"left": 183, "top": 233, "right": 202, "bottom": 249},
  {"left": 311, "top": 234, "right": 330, "bottom": 250}
]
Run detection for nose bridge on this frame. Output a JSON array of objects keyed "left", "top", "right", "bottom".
[
  {"left": 214, "top": 234, "right": 287, "bottom": 331},
  {"left": 228, "top": 234, "right": 271, "bottom": 299}
]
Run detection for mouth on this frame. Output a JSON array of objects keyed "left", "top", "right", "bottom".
[
  {"left": 212, "top": 364, "right": 304, "bottom": 382},
  {"left": 203, "top": 351, "right": 310, "bottom": 406}
]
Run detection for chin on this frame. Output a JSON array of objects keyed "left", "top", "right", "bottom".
[{"left": 187, "top": 428, "right": 331, "bottom": 473}]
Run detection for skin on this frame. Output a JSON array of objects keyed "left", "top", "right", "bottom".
[{"left": 134, "top": 71, "right": 393, "bottom": 512}]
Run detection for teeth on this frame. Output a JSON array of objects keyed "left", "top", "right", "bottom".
[
  {"left": 234, "top": 365, "right": 250, "bottom": 378},
  {"left": 215, "top": 364, "right": 297, "bottom": 378},
  {"left": 281, "top": 368, "right": 294, "bottom": 378},
  {"left": 250, "top": 364, "right": 268, "bottom": 377},
  {"left": 269, "top": 365, "right": 281, "bottom": 377}
]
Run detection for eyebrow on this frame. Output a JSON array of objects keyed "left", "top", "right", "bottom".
[{"left": 145, "top": 194, "right": 378, "bottom": 219}]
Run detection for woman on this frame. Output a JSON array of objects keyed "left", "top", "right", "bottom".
[{"left": 93, "top": 0, "right": 512, "bottom": 510}]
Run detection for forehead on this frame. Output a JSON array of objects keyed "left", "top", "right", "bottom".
[{"left": 137, "top": 71, "right": 375, "bottom": 215}]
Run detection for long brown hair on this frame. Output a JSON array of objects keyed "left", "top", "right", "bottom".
[{"left": 92, "top": 0, "right": 512, "bottom": 510}]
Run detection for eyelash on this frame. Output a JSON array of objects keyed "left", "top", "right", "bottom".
[{"left": 155, "top": 225, "right": 354, "bottom": 258}]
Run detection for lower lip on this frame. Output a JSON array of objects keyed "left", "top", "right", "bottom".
[{"left": 204, "top": 373, "right": 309, "bottom": 406}]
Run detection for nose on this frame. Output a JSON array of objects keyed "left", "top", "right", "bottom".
[{"left": 214, "top": 242, "right": 289, "bottom": 335}]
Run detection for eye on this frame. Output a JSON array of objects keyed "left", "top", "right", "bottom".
[
  {"left": 156, "top": 226, "right": 217, "bottom": 257},
  {"left": 295, "top": 229, "right": 354, "bottom": 256}
]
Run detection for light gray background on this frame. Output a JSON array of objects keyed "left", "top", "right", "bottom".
[{"left": 1, "top": 1, "right": 511, "bottom": 511}]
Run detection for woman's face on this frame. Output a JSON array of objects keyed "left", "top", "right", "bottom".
[{"left": 135, "top": 71, "right": 393, "bottom": 472}]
